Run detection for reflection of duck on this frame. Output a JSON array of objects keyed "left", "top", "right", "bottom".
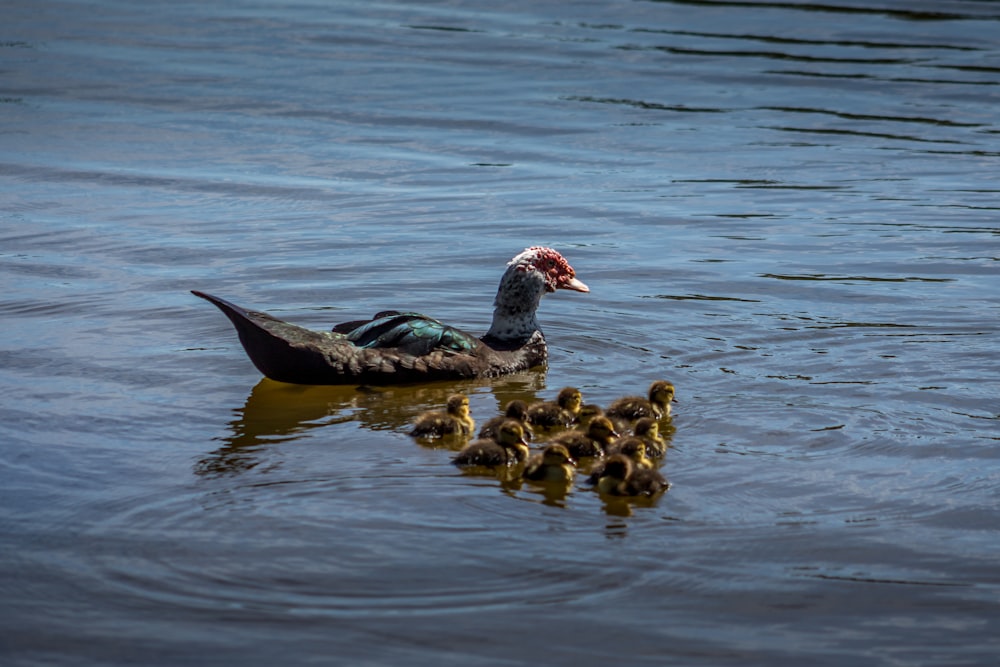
[
  {"left": 409, "top": 394, "right": 474, "bottom": 438},
  {"left": 605, "top": 380, "right": 676, "bottom": 422},
  {"left": 478, "top": 399, "right": 533, "bottom": 441},
  {"left": 195, "top": 373, "right": 546, "bottom": 477},
  {"left": 547, "top": 416, "right": 618, "bottom": 459},
  {"left": 526, "top": 387, "right": 583, "bottom": 428},
  {"left": 590, "top": 454, "right": 669, "bottom": 497},
  {"left": 453, "top": 421, "right": 530, "bottom": 468},
  {"left": 191, "top": 247, "right": 587, "bottom": 385},
  {"left": 523, "top": 444, "right": 576, "bottom": 484}
]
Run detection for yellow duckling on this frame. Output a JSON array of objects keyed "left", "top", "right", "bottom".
[
  {"left": 548, "top": 416, "right": 619, "bottom": 459},
  {"left": 605, "top": 380, "right": 676, "bottom": 423},
  {"left": 478, "top": 399, "right": 533, "bottom": 441},
  {"left": 526, "top": 386, "right": 584, "bottom": 429},
  {"left": 523, "top": 443, "right": 576, "bottom": 484},
  {"left": 632, "top": 417, "right": 668, "bottom": 457},
  {"left": 409, "top": 394, "right": 475, "bottom": 438},
  {"left": 591, "top": 454, "right": 669, "bottom": 497},
  {"left": 452, "top": 420, "right": 530, "bottom": 467}
]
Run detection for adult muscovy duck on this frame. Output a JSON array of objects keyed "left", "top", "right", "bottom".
[{"left": 192, "top": 246, "right": 588, "bottom": 385}]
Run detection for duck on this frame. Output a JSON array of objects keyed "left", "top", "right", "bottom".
[
  {"left": 409, "top": 394, "right": 475, "bottom": 438},
  {"left": 192, "top": 247, "right": 588, "bottom": 385},
  {"left": 632, "top": 417, "right": 668, "bottom": 457},
  {"left": 478, "top": 399, "right": 533, "bottom": 441},
  {"left": 605, "top": 380, "right": 676, "bottom": 423},
  {"left": 523, "top": 444, "right": 576, "bottom": 484},
  {"left": 590, "top": 454, "right": 669, "bottom": 497},
  {"left": 547, "top": 416, "right": 619, "bottom": 459},
  {"left": 525, "top": 386, "right": 584, "bottom": 428},
  {"left": 452, "top": 421, "right": 530, "bottom": 468}
]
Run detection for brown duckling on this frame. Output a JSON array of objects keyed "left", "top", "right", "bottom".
[
  {"left": 632, "top": 417, "right": 668, "bottom": 457},
  {"left": 523, "top": 443, "right": 576, "bottom": 484},
  {"left": 590, "top": 454, "right": 669, "bottom": 497},
  {"left": 548, "top": 416, "right": 619, "bottom": 459},
  {"left": 526, "top": 386, "right": 583, "bottom": 429},
  {"left": 588, "top": 437, "right": 653, "bottom": 484},
  {"left": 409, "top": 394, "right": 475, "bottom": 438},
  {"left": 604, "top": 436, "right": 655, "bottom": 469},
  {"left": 575, "top": 403, "right": 605, "bottom": 429},
  {"left": 605, "top": 380, "right": 676, "bottom": 423},
  {"left": 453, "top": 420, "right": 530, "bottom": 468},
  {"left": 478, "top": 399, "right": 533, "bottom": 441}
]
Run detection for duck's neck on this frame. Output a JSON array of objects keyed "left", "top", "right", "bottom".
[{"left": 484, "top": 268, "right": 546, "bottom": 342}]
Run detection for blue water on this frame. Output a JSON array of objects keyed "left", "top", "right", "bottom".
[{"left": 2, "top": 1, "right": 999, "bottom": 665}]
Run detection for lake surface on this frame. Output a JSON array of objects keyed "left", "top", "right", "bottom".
[{"left": 2, "top": 1, "right": 999, "bottom": 664}]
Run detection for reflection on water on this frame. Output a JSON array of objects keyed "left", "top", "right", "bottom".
[
  {"left": 198, "top": 372, "right": 675, "bottom": 516},
  {"left": 197, "top": 372, "right": 549, "bottom": 476}
]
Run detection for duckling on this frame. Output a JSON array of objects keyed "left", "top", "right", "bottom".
[
  {"left": 632, "top": 417, "right": 668, "bottom": 457},
  {"left": 605, "top": 380, "right": 676, "bottom": 423},
  {"left": 409, "top": 394, "right": 475, "bottom": 438},
  {"left": 548, "top": 416, "right": 619, "bottom": 459},
  {"left": 523, "top": 443, "right": 576, "bottom": 484},
  {"left": 575, "top": 403, "right": 605, "bottom": 429},
  {"left": 526, "top": 386, "right": 584, "bottom": 428},
  {"left": 452, "top": 420, "right": 530, "bottom": 467},
  {"left": 604, "top": 436, "right": 655, "bottom": 469},
  {"left": 478, "top": 399, "right": 533, "bottom": 441},
  {"left": 587, "top": 437, "right": 653, "bottom": 484},
  {"left": 590, "top": 454, "right": 669, "bottom": 497}
]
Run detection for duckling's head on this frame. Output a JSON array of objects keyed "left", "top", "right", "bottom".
[
  {"left": 504, "top": 399, "right": 529, "bottom": 419},
  {"left": 649, "top": 381, "right": 676, "bottom": 406},
  {"left": 496, "top": 420, "right": 529, "bottom": 448},
  {"left": 446, "top": 394, "right": 471, "bottom": 417},
  {"left": 600, "top": 454, "right": 634, "bottom": 483},
  {"left": 577, "top": 403, "right": 604, "bottom": 424},
  {"left": 615, "top": 437, "right": 654, "bottom": 468},
  {"left": 633, "top": 417, "right": 659, "bottom": 439},
  {"left": 587, "top": 416, "right": 620, "bottom": 442},
  {"left": 556, "top": 387, "right": 583, "bottom": 414},
  {"left": 541, "top": 443, "right": 576, "bottom": 467}
]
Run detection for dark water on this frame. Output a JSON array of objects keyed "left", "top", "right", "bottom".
[{"left": 2, "top": 1, "right": 999, "bottom": 664}]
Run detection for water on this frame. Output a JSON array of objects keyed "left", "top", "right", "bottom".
[{"left": 2, "top": 0, "right": 999, "bottom": 664}]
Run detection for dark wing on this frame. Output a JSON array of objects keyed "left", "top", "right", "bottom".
[{"left": 342, "top": 312, "right": 480, "bottom": 356}]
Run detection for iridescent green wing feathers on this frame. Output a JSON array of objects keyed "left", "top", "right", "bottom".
[{"left": 338, "top": 311, "right": 479, "bottom": 356}]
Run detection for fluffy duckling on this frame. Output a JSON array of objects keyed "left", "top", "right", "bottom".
[
  {"left": 526, "top": 386, "right": 584, "bottom": 428},
  {"left": 605, "top": 380, "right": 676, "bottom": 423},
  {"left": 452, "top": 420, "right": 530, "bottom": 468},
  {"left": 588, "top": 437, "right": 653, "bottom": 484},
  {"left": 548, "top": 416, "right": 619, "bottom": 459},
  {"left": 478, "top": 399, "right": 533, "bottom": 441},
  {"left": 523, "top": 443, "right": 576, "bottom": 484},
  {"left": 632, "top": 417, "right": 668, "bottom": 457},
  {"left": 409, "top": 394, "right": 475, "bottom": 438},
  {"left": 604, "top": 436, "right": 655, "bottom": 469},
  {"left": 575, "top": 403, "right": 605, "bottom": 429},
  {"left": 591, "top": 454, "right": 669, "bottom": 497}
]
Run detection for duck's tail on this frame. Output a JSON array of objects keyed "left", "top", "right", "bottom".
[{"left": 191, "top": 290, "right": 347, "bottom": 384}]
